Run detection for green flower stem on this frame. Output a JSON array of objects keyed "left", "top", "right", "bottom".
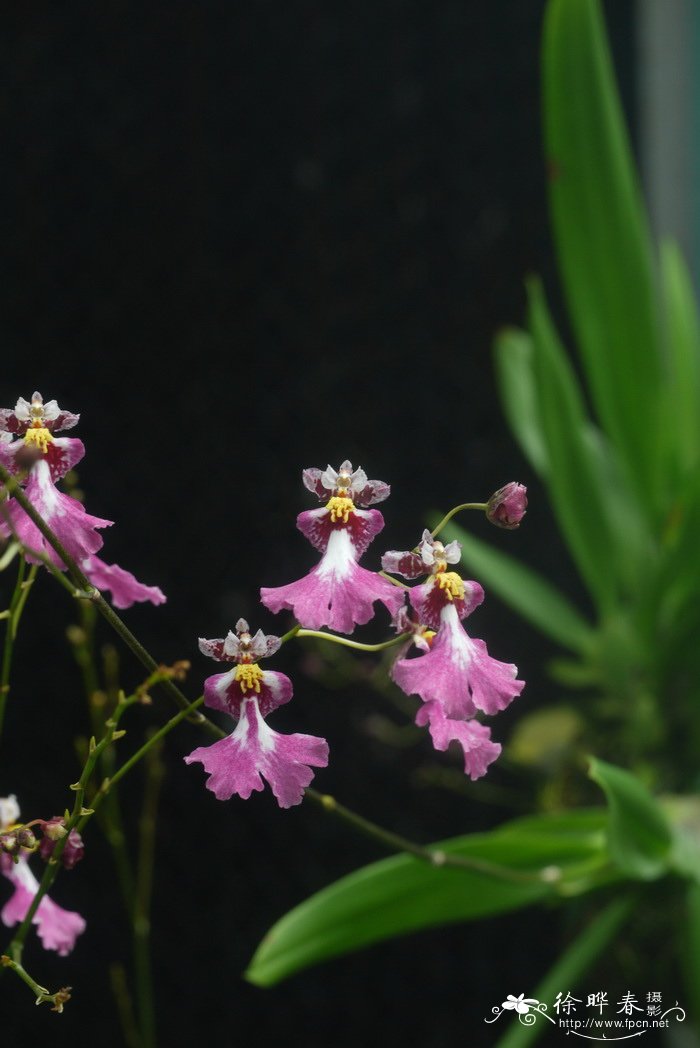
[
  {"left": 279, "top": 623, "right": 301, "bottom": 644},
  {"left": 295, "top": 629, "right": 409, "bottom": 653},
  {"left": 429, "top": 501, "right": 488, "bottom": 540},
  {"left": 110, "top": 963, "right": 141, "bottom": 1048},
  {"left": 0, "top": 555, "right": 38, "bottom": 747},
  {"left": 378, "top": 570, "right": 410, "bottom": 589},
  {"left": 0, "top": 462, "right": 202, "bottom": 724},
  {"left": 7, "top": 690, "right": 139, "bottom": 966},
  {"left": 0, "top": 955, "right": 70, "bottom": 1012},
  {"left": 70, "top": 606, "right": 136, "bottom": 909},
  {"left": 133, "top": 735, "right": 164, "bottom": 1048},
  {"left": 19, "top": 544, "right": 85, "bottom": 600},
  {"left": 82, "top": 695, "right": 207, "bottom": 827},
  {"left": 302, "top": 789, "right": 553, "bottom": 885}
]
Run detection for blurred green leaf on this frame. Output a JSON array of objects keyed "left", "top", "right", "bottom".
[
  {"left": 439, "top": 518, "right": 595, "bottom": 655},
  {"left": 662, "top": 795, "right": 700, "bottom": 884},
  {"left": 681, "top": 880, "right": 700, "bottom": 1022},
  {"left": 660, "top": 241, "right": 700, "bottom": 481},
  {"left": 246, "top": 810, "right": 610, "bottom": 987},
  {"left": 528, "top": 280, "right": 618, "bottom": 612},
  {"left": 494, "top": 327, "right": 549, "bottom": 477},
  {"left": 588, "top": 756, "right": 672, "bottom": 879},
  {"left": 508, "top": 706, "right": 584, "bottom": 771},
  {"left": 543, "top": 0, "right": 661, "bottom": 500},
  {"left": 493, "top": 895, "right": 636, "bottom": 1048}
]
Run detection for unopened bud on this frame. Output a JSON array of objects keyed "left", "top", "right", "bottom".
[
  {"left": 0, "top": 831, "right": 18, "bottom": 855},
  {"left": 42, "top": 818, "right": 68, "bottom": 842},
  {"left": 486, "top": 482, "right": 527, "bottom": 529},
  {"left": 16, "top": 827, "right": 36, "bottom": 850}
]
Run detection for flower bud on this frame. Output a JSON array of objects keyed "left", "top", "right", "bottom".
[
  {"left": 16, "top": 827, "right": 36, "bottom": 850},
  {"left": 0, "top": 831, "right": 19, "bottom": 856},
  {"left": 42, "top": 817, "right": 68, "bottom": 841},
  {"left": 39, "top": 819, "right": 85, "bottom": 869},
  {"left": 486, "top": 482, "right": 527, "bottom": 529}
]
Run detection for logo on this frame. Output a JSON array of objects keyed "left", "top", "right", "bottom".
[{"left": 485, "top": 990, "right": 687, "bottom": 1041}]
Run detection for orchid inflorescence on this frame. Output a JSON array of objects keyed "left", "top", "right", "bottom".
[{"left": 0, "top": 392, "right": 526, "bottom": 989}]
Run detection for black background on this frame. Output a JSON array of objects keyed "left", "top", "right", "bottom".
[{"left": 1, "top": 2, "right": 636, "bottom": 1045}]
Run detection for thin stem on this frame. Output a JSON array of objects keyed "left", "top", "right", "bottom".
[
  {"left": 378, "top": 570, "right": 410, "bottom": 589},
  {"left": 7, "top": 692, "right": 138, "bottom": 965},
  {"left": 430, "top": 501, "right": 488, "bottom": 540},
  {"left": 0, "top": 555, "right": 36, "bottom": 747},
  {"left": 303, "top": 789, "right": 554, "bottom": 884},
  {"left": 279, "top": 623, "right": 301, "bottom": 645},
  {"left": 133, "top": 735, "right": 164, "bottom": 1048},
  {"left": 82, "top": 695, "right": 207, "bottom": 827},
  {"left": 0, "top": 955, "right": 70, "bottom": 1012},
  {"left": 296, "top": 629, "right": 409, "bottom": 653},
  {"left": 110, "top": 963, "right": 141, "bottom": 1048}
]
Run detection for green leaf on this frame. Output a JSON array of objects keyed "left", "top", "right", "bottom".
[
  {"left": 246, "top": 810, "right": 610, "bottom": 987},
  {"left": 527, "top": 279, "right": 618, "bottom": 612},
  {"left": 438, "top": 518, "right": 595, "bottom": 655},
  {"left": 660, "top": 240, "right": 700, "bottom": 481},
  {"left": 681, "top": 881, "right": 700, "bottom": 1022},
  {"left": 493, "top": 896, "right": 636, "bottom": 1048},
  {"left": 543, "top": 0, "right": 661, "bottom": 499},
  {"left": 588, "top": 756, "right": 672, "bottom": 879},
  {"left": 494, "top": 327, "right": 549, "bottom": 477}
]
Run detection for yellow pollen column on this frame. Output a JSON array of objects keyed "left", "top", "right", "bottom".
[
  {"left": 326, "top": 496, "right": 354, "bottom": 524},
  {"left": 24, "top": 426, "right": 53, "bottom": 455},
  {"left": 235, "top": 663, "right": 264, "bottom": 693},
  {"left": 435, "top": 572, "right": 465, "bottom": 602}
]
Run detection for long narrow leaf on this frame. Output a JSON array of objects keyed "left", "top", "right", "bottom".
[
  {"left": 543, "top": 0, "right": 661, "bottom": 501},
  {"left": 439, "top": 519, "right": 595, "bottom": 655},
  {"left": 660, "top": 240, "right": 700, "bottom": 481},
  {"left": 494, "top": 327, "right": 549, "bottom": 477},
  {"left": 528, "top": 279, "right": 617, "bottom": 612}
]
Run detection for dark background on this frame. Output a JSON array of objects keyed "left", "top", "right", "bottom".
[{"left": 1, "top": 2, "right": 636, "bottom": 1045}]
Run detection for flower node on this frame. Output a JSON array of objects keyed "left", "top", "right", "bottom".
[
  {"left": 435, "top": 572, "right": 465, "bottom": 601},
  {"left": 235, "top": 663, "right": 264, "bottom": 693}
]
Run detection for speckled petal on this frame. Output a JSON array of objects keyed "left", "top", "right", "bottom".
[
  {"left": 0, "top": 460, "right": 111, "bottom": 566},
  {"left": 1, "top": 853, "right": 86, "bottom": 956},
  {"left": 261, "top": 528, "right": 403, "bottom": 633},
  {"left": 184, "top": 697, "right": 328, "bottom": 808},
  {"left": 393, "top": 604, "right": 523, "bottom": 718},
  {"left": 82, "top": 555, "right": 166, "bottom": 609},
  {"left": 416, "top": 701, "right": 501, "bottom": 780},
  {"left": 202, "top": 667, "right": 293, "bottom": 719},
  {"left": 297, "top": 506, "right": 385, "bottom": 556},
  {"left": 408, "top": 577, "right": 484, "bottom": 630}
]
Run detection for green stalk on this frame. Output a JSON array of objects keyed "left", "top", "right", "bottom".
[
  {"left": 0, "top": 556, "right": 38, "bottom": 747},
  {"left": 133, "top": 736, "right": 164, "bottom": 1048}
]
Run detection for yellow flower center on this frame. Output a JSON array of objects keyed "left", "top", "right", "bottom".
[
  {"left": 435, "top": 572, "right": 465, "bottom": 601},
  {"left": 235, "top": 662, "right": 263, "bottom": 693},
  {"left": 24, "top": 425, "right": 53, "bottom": 454},
  {"left": 326, "top": 495, "right": 354, "bottom": 524},
  {"left": 422, "top": 629, "right": 437, "bottom": 645}
]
